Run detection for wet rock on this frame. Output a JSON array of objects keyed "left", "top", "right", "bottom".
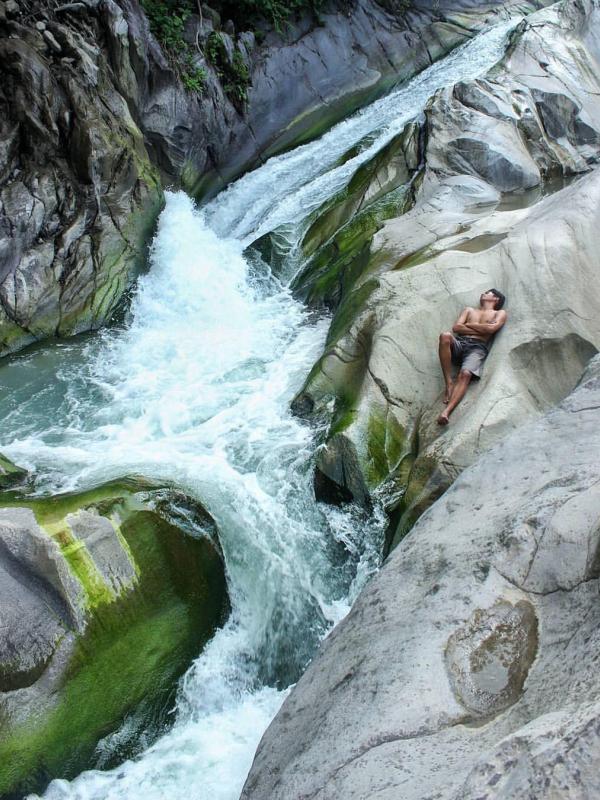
[
  {"left": 0, "top": 452, "right": 28, "bottom": 488},
  {"left": 445, "top": 600, "right": 538, "bottom": 717},
  {"left": 5, "top": 0, "right": 19, "bottom": 17},
  {"left": 242, "top": 354, "right": 600, "bottom": 800},
  {"left": 43, "top": 29, "right": 63, "bottom": 54},
  {"left": 0, "top": 478, "right": 229, "bottom": 798}
]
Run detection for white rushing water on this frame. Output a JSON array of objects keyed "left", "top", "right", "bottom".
[{"left": 0, "top": 17, "right": 522, "bottom": 800}]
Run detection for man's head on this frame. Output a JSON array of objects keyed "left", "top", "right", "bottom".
[{"left": 480, "top": 288, "right": 506, "bottom": 310}]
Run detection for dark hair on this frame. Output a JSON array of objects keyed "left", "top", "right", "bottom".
[{"left": 488, "top": 288, "right": 506, "bottom": 310}]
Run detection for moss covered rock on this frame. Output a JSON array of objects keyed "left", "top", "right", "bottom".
[
  {"left": 0, "top": 453, "right": 28, "bottom": 490},
  {"left": 291, "top": 122, "right": 422, "bottom": 311},
  {"left": 0, "top": 478, "right": 228, "bottom": 798}
]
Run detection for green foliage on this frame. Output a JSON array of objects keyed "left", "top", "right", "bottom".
[
  {"left": 213, "top": 0, "right": 325, "bottom": 32},
  {"left": 140, "top": 0, "right": 207, "bottom": 93},
  {"left": 206, "top": 31, "right": 250, "bottom": 109},
  {"left": 375, "top": 0, "right": 413, "bottom": 14}
]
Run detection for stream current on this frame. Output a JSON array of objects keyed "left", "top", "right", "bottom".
[{"left": 0, "top": 17, "right": 522, "bottom": 800}]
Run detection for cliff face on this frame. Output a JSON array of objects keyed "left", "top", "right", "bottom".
[
  {"left": 0, "top": 0, "right": 164, "bottom": 354},
  {"left": 0, "top": 0, "right": 548, "bottom": 357}
]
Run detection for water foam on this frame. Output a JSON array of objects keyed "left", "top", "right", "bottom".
[
  {"left": 6, "top": 193, "right": 382, "bottom": 800},
  {"left": 205, "top": 19, "right": 519, "bottom": 247}
]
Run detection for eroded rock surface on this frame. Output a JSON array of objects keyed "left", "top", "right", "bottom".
[
  {"left": 0, "top": 478, "right": 228, "bottom": 797},
  {"left": 0, "top": 0, "right": 164, "bottom": 355},
  {"left": 242, "top": 355, "right": 600, "bottom": 800},
  {"left": 295, "top": 0, "right": 600, "bottom": 535}
]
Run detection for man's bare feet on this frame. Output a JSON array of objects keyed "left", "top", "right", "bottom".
[
  {"left": 437, "top": 411, "right": 450, "bottom": 426},
  {"left": 443, "top": 381, "right": 454, "bottom": 404}
]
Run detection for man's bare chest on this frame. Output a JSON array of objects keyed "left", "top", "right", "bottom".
[{"left": 466, "top": 310, "right": 497, "bottom": 324}]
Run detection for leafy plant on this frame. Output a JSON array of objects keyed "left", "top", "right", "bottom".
[
  {"left": 141, "top": 0, "right": 207, "bottom": 93},
  {"left": 206, "top": 31, "right": 250, "bottom": 110},
  {"left": 210, "top": 0, "right": 326, "bottom": 33}
]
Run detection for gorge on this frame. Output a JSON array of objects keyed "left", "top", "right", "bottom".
[{"left": 1, "top": 0, "right": 599, "bottom": 798}]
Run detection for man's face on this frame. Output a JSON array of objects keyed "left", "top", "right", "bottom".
[{"left": 480, "top": 291, "right": 498, "bottom": 308}]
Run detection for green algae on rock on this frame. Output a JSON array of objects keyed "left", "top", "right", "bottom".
[
  {"left": 291, "top": 123, "right": 421, "bottom": 311},
  {"left": 0, "top": 478, "right": 229, "bottom": 798},
  {"left": 0, "top": 453, "right": 28, "bottom": 490}
]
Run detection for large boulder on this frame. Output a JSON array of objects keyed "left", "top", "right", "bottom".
[
  {"left": 294, "top": 0, "right": 600, "bottom": 535},
  {"left": 241, "top": 354, "right": 600, "bottom": 800},
  {"left": 0, "top": 477, "right": 228, "bottom": 798}
]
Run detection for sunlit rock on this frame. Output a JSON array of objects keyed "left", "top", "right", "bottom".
[
  {"left": 242, "top": 355, "right": 600, "bottom": 800},
  {"left": 295, "top": 0, "right": 600, "bottom": 536}
]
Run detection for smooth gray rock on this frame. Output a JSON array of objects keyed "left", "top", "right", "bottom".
[
  {"left": 295, "top": 0, "right": 600, "bottom": 531},
  {"left": 242, "top": 354, "right": 600, "bottom": 800},
  {"left": 0, "top": 530, "right": 68, "bottom": 694},
  {"left": 456, "top": 699, "right": 600, "bottom": 799},
  {"left": 0, "top": 507, "right": 85, "bottom": 630},
  {"left": 66, "top": 509, "right": 137, "bottom": 594}
]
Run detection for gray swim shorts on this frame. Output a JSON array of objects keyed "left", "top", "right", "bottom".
[{"left": 450, "top": 335, "right": 489, "bottom": 379}]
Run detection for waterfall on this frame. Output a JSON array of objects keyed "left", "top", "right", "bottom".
[{"left": 0, "top": 17, "right": 521, "bottom": 800}]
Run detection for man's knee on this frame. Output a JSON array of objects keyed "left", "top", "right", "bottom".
[
  {"left": 458, "top": 369, "right": 472, "bottom": 384},
  {"left": 439, "top": 331, "right": 453, "bottom": 345}
]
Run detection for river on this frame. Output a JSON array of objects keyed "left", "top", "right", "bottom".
[{"left": 0, "top": 17, "right": 520, "bottom": 800}]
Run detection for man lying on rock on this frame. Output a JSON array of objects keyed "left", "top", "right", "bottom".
[{"left": 437, "top": 289, "right": 507, "bottom": 426}]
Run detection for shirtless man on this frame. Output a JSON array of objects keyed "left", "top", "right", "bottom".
[{"left": 437, "top": 289, "right": 507, "bottom": 426}]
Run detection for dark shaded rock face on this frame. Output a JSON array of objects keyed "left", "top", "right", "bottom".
[
  {"left": 0, "top": 0, "right": 550, "bottom": 356},
  {"left": 0, "top": 0, "right": 164, "bottom": 355},
  {"left": 0, "top": 477, "right": 229, "bottom": 798}
]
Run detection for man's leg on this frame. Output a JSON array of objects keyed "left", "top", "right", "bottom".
[
  {"left": 438, "top": 332, "right": 455, "bottom": 403},
  {"left": 437, "top": 368, "right": 471, "bottom": 425}
]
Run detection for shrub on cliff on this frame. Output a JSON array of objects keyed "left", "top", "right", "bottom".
[{"left": 140, "top": 0, "right": 207, "bottom": 91}]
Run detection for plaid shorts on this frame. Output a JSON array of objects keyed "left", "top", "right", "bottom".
[{"left": 450, "top": 336, "right": 489, "bottom": 379}]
